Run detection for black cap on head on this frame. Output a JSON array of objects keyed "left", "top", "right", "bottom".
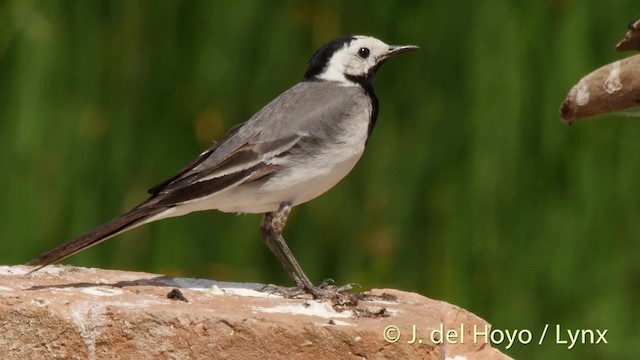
[{"left": 303, "top": 35, "right": 355, "bottom": 80}]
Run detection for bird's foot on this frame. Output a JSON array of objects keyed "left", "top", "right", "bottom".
[
  {"left": 260, "top": 284, "right": 307, "bottom": 298},
  {"left": 261, "top": 279, "right": 360, "bottom": 301},
  {"left": 313, "top": 278, "right": 359, "bottom": 297}
]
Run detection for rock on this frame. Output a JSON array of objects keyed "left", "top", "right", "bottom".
[{"left": 0, "top": 265, "right": 511, "bottom": 360}]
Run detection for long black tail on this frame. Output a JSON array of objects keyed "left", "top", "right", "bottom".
[{"left": 27, "top": 206, "right": 165, "bottom": 272}]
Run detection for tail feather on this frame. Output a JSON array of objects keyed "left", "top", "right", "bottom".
[{"left": 27, "top": 206, "right": 165, "bottom": 272}]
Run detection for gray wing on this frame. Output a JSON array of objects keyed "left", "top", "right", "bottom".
[{"left": 146, "top": 81, "right": 370, "bottom": 205}]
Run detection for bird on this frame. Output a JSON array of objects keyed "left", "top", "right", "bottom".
[{"left": 27, "top": 35, "right": 418, "bottom": 298}]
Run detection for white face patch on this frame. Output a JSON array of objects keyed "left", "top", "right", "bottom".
[{"left": 318, "top": 36, "right": 391, "bottom": 84}]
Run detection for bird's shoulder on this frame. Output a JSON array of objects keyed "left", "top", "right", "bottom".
[
  {"left": 146, "top": 80, "right": 370, "bottom": 196},
  {"left": 242, "top": 80, "right": 372, "bottom": 138}
]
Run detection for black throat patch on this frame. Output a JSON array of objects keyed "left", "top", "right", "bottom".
[{"left": 346, "top": 75, "right": 379, "bottom": 139}]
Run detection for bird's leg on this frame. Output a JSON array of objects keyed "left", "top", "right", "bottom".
[
  {"left": 259, "top": 202, "right": 315, "bottom": 294},
  {"left": 260, "top": 202, "right": 356, "bottom": 299}
]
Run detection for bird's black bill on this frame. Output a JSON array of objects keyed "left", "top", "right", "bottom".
[{"left": 386, "top": 45, "right": 420, "bottom": 57}]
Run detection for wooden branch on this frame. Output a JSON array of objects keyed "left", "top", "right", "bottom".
[
  {"left": 616, "top": 18, "right": 640, "bottom": 52},
  {"left": 560, "top": 18, "right": 640, "bottom": 123},
  {"left": 560, "top": 54, "right": 640, "bottom": 123}
]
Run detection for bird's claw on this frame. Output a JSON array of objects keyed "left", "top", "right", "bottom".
[{"left": 260, "top": 280, "right": 359, "bottom": 300}]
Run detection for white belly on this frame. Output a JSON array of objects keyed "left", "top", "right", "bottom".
[{"left": 222, "top": 149, "right": 364, "bottom": 213}]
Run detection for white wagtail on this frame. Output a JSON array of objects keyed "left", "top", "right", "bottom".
[{"left": 28, "top": 35, "right": 418, "bottom": 298}]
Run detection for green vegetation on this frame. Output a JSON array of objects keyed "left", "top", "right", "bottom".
[{"left": 1, "top": 1, "right": 638, "bottom": 358}]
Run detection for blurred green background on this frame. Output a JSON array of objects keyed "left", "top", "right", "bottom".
[{"left": 1, "top": 0, "right": 639, "bottom": 358}]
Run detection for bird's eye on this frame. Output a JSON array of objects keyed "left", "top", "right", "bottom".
[{"left": 357, "top": 47, "right": 370, "bottom": 59}]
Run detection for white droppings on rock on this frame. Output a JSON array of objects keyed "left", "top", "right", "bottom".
[
  {"left": 253, "top": 301, "right": 352, "bottom": 318},
  {"left": 0, "top": 265, "right": 29, "bottom": 276},
  {"left": 382, "top": 307, "right": 399, "bottom": 316},
  {"left": 70, "top": 299, "right": 168, "bottom": 360},
  {"left": 31, "top": 298, "right": 50, "bottom": 307},
  {"left": 604, "top": 60, "right": 623, "bottom": 94},
  {"left": 71, "top": 302, "right": 107, "bottom": 360},
  {"left": 445, "top": 356, "right": 468, "bottom": 360},
  {"left": 0, "top": 285, "right": 14, "bottom": 292},
  {"left": 81, "top": 287, "right": 124, "bottom": 297},
  {"left": 223, "top": 286, "right": 271, "bottom": 298},
  {"left": 208, "top": 285, "right": 225, "bottom": 295},
  {"left": 170, "top": 277, "right": 270, "bottom": 298},
  {"left": 333, "top": 320, "right": 355, "bottom": 326}
]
